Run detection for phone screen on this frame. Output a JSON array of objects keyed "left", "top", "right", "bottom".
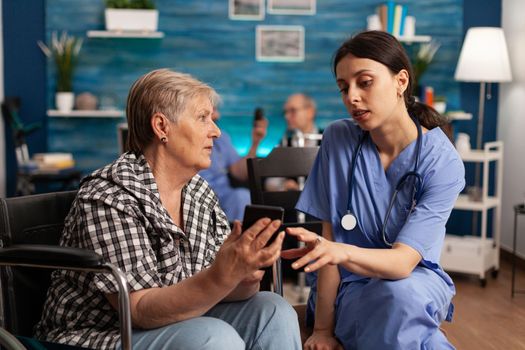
[
  {"left": 254, "top": 107, "right": 265, "bottom": 123},
  {"left": 242, "top": 204, "right": 284, "bottom": 246}
]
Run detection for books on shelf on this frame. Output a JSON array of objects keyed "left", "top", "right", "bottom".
[
  {"left": 33, "top": 152, "right": 75, "bottom": 170},
  {"left": 375, "top": 1, "right": 413, "bottom": 37},
  {"left": 386, "top": 1, "right": 395, "bottom": 34}
]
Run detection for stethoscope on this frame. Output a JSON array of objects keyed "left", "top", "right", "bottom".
[{"left": 341, "top": 116, "right": 423, "bottom": 247}]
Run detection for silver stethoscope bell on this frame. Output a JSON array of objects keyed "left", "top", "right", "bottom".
[{"left": 341, "top": 212, "right": 357, "bottom": 231}]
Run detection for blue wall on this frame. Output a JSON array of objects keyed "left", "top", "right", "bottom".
[
  {"left": 43, "top": 0, "right": 464, "bottom": 176},
  {"left": 2, "top": 0, "right": 47, "bottom": 196},
  {"left": 3, "top": 0, "right": 502, "bottom": 207}
]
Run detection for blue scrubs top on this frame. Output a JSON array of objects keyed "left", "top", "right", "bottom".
[
  {"left": 200, "top": 131, "right": 250, "bottom": 221},
  {"left": 296, "top": 119, "right": 465, "bottom": 285}
]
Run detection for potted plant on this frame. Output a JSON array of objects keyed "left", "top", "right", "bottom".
[
  {"left": 433, "top": 95, "right": 447, "bottom": 114},
  {"left": 38, "top": 31, "right": 83, "bottom": 112},
  {"left": 411, "top": 41, "right": 440, "bottom": 97},
  {"left": 105, "top": 0, "right": 158, "bottom": 32}
]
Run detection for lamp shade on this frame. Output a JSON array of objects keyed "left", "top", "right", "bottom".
[{"left": 454, "top": 27, "right": 512, "bottom": 82}]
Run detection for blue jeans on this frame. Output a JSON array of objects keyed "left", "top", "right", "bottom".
[{"left": 116, "top": 291, "right": 301, "bottom": 350}]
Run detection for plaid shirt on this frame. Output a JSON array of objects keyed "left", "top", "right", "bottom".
[{"left": 34, "top": 152, "right": 230, "bottom": 349}]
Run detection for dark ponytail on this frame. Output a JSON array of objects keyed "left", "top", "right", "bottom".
[{"left": 332, "top": 30, "right": 447, "bottom": 130}]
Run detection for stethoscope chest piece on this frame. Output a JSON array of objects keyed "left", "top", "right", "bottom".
[{"left": 341, "top": 212, "right": 357, "bottom": 231}]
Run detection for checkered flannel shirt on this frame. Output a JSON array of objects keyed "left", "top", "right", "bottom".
[{"left": 34, "top": 152, "right": 230, "bottom": 349}]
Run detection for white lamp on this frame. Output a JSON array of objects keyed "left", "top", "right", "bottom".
[
  {"left": 455, "top": 27, "right": 512, "bottom": 151},
  {"left": 455, "top": 27, "right": 512, "bottom": 234}
]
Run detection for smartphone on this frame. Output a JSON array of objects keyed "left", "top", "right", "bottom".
[
  {"left": 254, "top": 107, "right": 265, "bottom": 124},
  {"left": 242, "top": 204, "right": 284, "bottom": 246}
]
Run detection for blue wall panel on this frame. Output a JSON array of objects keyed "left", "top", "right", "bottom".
[
  {"left": 45, "top": 0, "right": 463, "bottom": 175},
  {"left": 3, "top": 0, "right": 46, "bottom": 196}
]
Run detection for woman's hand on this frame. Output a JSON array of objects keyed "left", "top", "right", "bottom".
[
  {"left": 252, "top": 117, "right": 268, "bottom": 146},
  {"left": 281, "top": 227, "right": 348, "bottom": 272},
  {"left": 231, "top": 117, "right": 268, "bottom": 179},
  {"left": 304, "top": 331, "right": 343, "bottom": 350},
  {"left": 222, "top": 269, "right": 266, "bottom": 302},
  {"left": 283, "top": 179, "right": 300, "bottom": 191},
  {"left": 212, "top": 218, "right": 284, "bottom": 287},
  {"left": 239, "top": 270, "right": 265, "bottom": 286}
]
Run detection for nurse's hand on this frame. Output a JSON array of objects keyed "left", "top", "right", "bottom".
[
  {"left": 304, "top": 331, "right": 343, "bottom": 350},
  {"left": 281, "top": 227, "right": 348, "bottom": 272}
]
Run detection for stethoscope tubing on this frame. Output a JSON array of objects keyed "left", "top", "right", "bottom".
[{"left": 344, "top": 115, "right": 423, "bottom": 247}]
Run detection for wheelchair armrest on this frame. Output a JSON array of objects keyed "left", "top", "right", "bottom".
[
  {"left": 0, "top": 244, "right": 133, "bottom": 350},
  {"left": 0, "top": 244, "right": 105, "bottom": 269}
]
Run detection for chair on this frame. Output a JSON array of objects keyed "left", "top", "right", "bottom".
[
  {"left": 1, "top": 97, "right": 81, "bottom": 195},
  {"left": 117, "top": 123, "right": 129, "bottom": 154},
  {"left": 247, "top": 146, "right": 321, "bottom": 342},
  {"left": 0, "top": 191, "right": 132, "bottom": 350},
  {"left": 248, "top": 146, "right": 320, "bottom": 216}
]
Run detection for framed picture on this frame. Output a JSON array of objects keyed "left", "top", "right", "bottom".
[
  {"left": 267, "top": 0, "right": 316, "bottom": 15},
  {"left": 229, "top": 0, "right": 265, "bottom": 20},
  {"left": 256, "top": 25, "right": 305, "bottom": 62}
]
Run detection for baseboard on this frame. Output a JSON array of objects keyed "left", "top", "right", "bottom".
[{"left": 500, "top": 247, "right": 525, "bottom": 270}]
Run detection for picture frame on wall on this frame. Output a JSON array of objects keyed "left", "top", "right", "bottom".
[
  {"left": 229, "top": 0, "right": 265, "bottom": 20},
  {"left": 256, "top": 25, "right": 305, "bottom": 62},
  {"left": 267, "top": 0, "right": 316, "bottom": 15}
]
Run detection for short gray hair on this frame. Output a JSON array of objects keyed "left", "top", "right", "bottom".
[{"left": 126, "top": 68, "right": 220, "bottom": 153}]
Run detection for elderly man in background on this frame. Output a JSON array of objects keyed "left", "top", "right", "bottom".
[
  {"left": 281, "top": 93, "right": 321, "bottom": 147},
  {"left": 266, "top": 93, "right": 322, "bottom": 192}
]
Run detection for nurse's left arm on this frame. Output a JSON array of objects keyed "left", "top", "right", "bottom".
[
  {"left": 339, "top": 242, "right": 421, "bottom": 279},
  {"left": 286, "top": 228, "right": 421, "bottom": 279},
  {"left": 290, "top": 155, "right": 464, "bottom": 279}
]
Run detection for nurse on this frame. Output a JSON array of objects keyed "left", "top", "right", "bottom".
[{"left": 281, "top": 30, "right": 465, "bottom": 349}]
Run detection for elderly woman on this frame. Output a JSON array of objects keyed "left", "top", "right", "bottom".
[{"left": 34, "top": 69, "right": 301, "bottom": 350}]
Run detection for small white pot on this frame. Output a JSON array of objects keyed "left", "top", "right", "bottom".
[
  {"left": 105, "top": 9, "right": 159, "bottom": 32},
  {"left": 433, "top": 101, "right": 447, "bottom": 114},
  {"left": 55, "top": 92, "right": 75, "bottom": 112}
]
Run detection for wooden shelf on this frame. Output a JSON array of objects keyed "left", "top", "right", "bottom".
[
  {"left": 447, "top": 111, "right": 473, "bottom": 121},
  {"left": 396, "top": 35, "right": 431, "bottom": 43},
  {"left": 47, "top": 110, "right": 124, "bottom": 118},
  {"left": 454, "top": 194, "right": 500, "bottom": 211},
  {"left": 459, "top": 149, "right": 502, "bottom": 162},
  {"left": 87, "top": 30, "right": 164, "bottom": 39}
]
